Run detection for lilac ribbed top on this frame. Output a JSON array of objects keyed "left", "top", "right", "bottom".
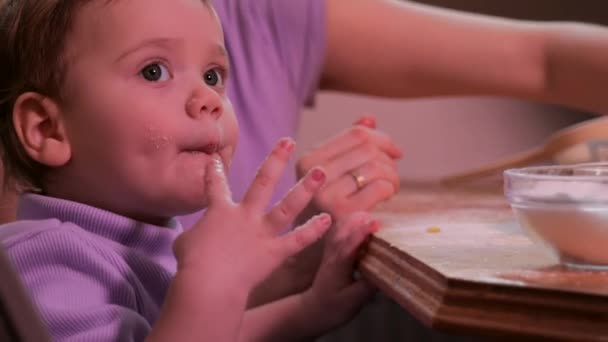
[{"left": 0, "top": 193, "right": 182, "bottom": 341}]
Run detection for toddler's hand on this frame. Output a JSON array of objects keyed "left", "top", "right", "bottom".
[
  {"left": 173, "top": 138, "right": 332, "bottom": 291},
  {"left": 302, "top": 212, "right": 379, "bottom": 330}
]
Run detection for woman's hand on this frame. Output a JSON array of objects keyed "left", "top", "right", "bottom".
[
  {"left": 246, "top": 117, "right": 400, "bottom": 307},
  {"left": 296, "top": 116, "right": 403, "bottom": 220}
]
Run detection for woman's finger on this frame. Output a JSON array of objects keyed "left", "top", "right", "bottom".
[
  {"left": 322, "top": 145, "right": 397, "bottom": 185},
  {"left": 296, "top": 115, "right": 376, "bottom": 177},
  {"left": 320, "top": 179, "right": 395, "bottom": 216},
  {"left": 301, "top": 127, "right": 402, "bottom": 171},
  {"left": 265, "top": 167, "right": 327, "bottom": 232},
  {"left": 346, "top": 180, "right": 395, "bottom": 211},
  {"left": 354, "top": 115, "right": 377, "bottom": 129},
  {"left": 325, "top": 156, "right": 399, "bottom": 197},
  {"left": 242, "top": 137, "right": 295, "bottom": 212}
]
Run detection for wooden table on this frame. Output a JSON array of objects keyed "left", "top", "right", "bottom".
[{"left": 359, "top": 183, "right": 608, "bottom": 341}]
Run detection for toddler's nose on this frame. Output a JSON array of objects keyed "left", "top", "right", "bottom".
[{"left": 186, "top": 90, "right": 222, "bottom": 120}]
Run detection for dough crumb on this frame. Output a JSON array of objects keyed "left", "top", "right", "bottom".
[{"left": 426, "top": 226, "right": 441, "bottom": 233}]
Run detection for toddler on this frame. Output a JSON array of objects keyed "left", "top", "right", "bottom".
[{"left": 0, "top": 0, "right": 377, "bottom": 340}]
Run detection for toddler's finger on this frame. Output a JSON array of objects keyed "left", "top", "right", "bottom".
[
  {"left": 329, "top": 211, "right": 371, "bottom": 245},
  {"left": 242, "top": 137, "right": 295, "bottom": 212},
  {"left": 205, "top": 155, "right": 233, "bottom": 206},
  {"left": 278, "top": 213, "right": 332, "bottom": 258},
  {"left": 330, "top": 216, "right": 379, "bottom": 265},
  {"left": 345, "top": 219, "right": 380, "bottom": 259},
  {"left": 266, "top": 167, "right": 326, "bottom": 232}
]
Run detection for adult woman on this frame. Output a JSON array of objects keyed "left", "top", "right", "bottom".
[
  {"left": 194, "top": 0, "right": 608, "bottom": 339},
  {"left": 192, "top": 0, "right": 608, "bottom": 225}
]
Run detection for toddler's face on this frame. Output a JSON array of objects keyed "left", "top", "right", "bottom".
[{"left": 53, "top": 0, "right": 238, "bottom": 223}]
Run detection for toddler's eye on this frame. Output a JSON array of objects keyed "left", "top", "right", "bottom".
[
  {"left": 204, "top": 68, "right": 224, "bottom": 87},
  {"left": 140, "top": 63, "right": 170, "bottom": 82}
]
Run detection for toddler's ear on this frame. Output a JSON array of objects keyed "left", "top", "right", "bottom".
[{"left": 12, "top": 92, "right": 71, "bottom": 167}]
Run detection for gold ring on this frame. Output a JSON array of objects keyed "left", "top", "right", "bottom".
[{"left": 350, "top": 171, "right": 366, "bottom": 190}]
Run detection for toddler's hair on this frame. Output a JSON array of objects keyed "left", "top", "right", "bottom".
[{"left": 0, "top": 0, "right": 89, "bottom": 191}]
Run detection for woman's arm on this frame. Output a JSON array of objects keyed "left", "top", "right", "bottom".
[{"left": 322, "top": 0, "right": 608, "bottom": 113}]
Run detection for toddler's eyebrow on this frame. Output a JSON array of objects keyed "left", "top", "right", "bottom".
[
  {"left": 217, "top": 44, "right": 231, "bottom": 67},
  {"left": 114, "top": 38, "right": 181, "bottom": 63},
  {"left": 217, "top": 44, "right": 228, "bottom": 57},
  {"left": 114, "top": 38, "right": 229, "bottom": 64}
]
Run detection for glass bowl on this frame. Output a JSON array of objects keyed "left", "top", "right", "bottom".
[{"left": 504, "top": 163, "right": 608, "bottom": 270}]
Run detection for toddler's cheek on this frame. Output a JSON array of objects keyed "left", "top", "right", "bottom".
[
  {"left": 170, "top": 171, "right": 210, "bottom": 210},
  {"left": 141, "top": 124, "right": 173, "bottom": 153}
]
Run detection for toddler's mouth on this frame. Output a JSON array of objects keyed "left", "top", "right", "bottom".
[{"left": 185, "top": 143, "right": 219, "bottom": 154}]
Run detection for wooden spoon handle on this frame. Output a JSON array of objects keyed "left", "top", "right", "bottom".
[{"left": 440, "top": 147, "right": 547, "bottom": 185}]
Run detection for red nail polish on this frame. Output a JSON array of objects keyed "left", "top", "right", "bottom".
[
  {"left": 355, "top": 116, "right": 376, "bottom": 129},
  {"left": 311, "top": 169, "right": 326, "bottom": 182},
  {"left": 279, "top": 139, "right": 294, "bottom": 153},
  {"left": 369, "top": 220, "right": 381, "bottom": 233}
]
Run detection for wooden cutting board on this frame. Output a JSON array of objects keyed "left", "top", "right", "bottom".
[{"left": 359, "top": 182, "right": 608, "bottom": 341}]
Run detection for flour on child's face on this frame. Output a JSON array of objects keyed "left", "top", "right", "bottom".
[{"left": 51, "top": 0, "right": 238, "bottom": 223}]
